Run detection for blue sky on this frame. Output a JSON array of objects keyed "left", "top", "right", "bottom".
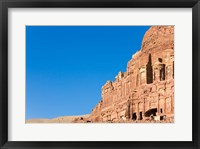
[{"left": 26, "top": 26, "right": 150, "bottom": 119}]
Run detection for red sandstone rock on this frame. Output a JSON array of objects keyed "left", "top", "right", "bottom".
[{"left": 76, "top": 26, "right": 174, "bottom": 123}]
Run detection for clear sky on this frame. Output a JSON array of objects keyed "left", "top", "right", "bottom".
[{"left": 26, "top": 26, "right": 151, "bottom": 119}]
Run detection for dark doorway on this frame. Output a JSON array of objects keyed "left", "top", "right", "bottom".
[
  {"left": 139, "top": 112, "right": 143, "bottom": 120},
  {"left": 132, "top": 113, "right": 137, "bottom": 120},
  {"left": 160, "top": 108, "right": 163, "bottom": 113},
  {"left": 145, "top": 108, "right": 157, "bottom": 117}
]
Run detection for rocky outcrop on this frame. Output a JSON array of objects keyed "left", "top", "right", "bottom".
[{"left": 79, "top": 26, "right": 174, "bottom": 123}]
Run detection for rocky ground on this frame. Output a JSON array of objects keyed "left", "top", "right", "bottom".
[{"left": 26, "top": 114, "right": 90, "bottom": 123}]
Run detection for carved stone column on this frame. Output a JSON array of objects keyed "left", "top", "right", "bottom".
[
  {"left": 136, "top": 102, "right": 140, "bottom": 120},
  {"left": 157, "top": 95, "right": 160, "bottom": 115},
  {"left": 139, "top": 66, "right": 146, "bottom": 85},
  {"left": 171, "top": 95, "right": 174, "bottom": 113},
  {"left": 130, "top": 100, "right": 133, "bottom": 120},
  {"left": 153, "top": 58, "right": 166, "bottom": 82},
  {"left": 143, "top": 98, "right": 145, "bottom": 117},
  {"left": 164, "top": 98, "right": 166, "bottom": 114}
]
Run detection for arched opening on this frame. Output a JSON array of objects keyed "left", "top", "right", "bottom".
[
  {"left": 145, "top": 108, "right": 157, "bottom": 117},
  {"left": 146, "top": 54, "right": 153, "bottom": 84}
]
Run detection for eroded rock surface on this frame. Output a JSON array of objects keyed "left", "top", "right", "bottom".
[{"left": 76, "top": 26, "right": 174, "bottom": 123}]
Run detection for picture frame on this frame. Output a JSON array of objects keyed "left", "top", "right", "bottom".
[{"left": 0, "top": 0, "right": 199, "bottom": 148}]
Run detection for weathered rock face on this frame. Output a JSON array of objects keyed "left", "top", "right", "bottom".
[{"left": 79, "top": 26, "right": 174, "bottom": 123}]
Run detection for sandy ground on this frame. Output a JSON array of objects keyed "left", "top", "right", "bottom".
[{"left": 26, "top": 114, "right": 90, "bottom": 123}]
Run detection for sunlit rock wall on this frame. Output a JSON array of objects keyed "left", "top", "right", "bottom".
[{"left": 88, "top": 26, "right": 174, "bottom": 123}]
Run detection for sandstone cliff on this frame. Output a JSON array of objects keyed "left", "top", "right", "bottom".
[{"left": 77, "top": 26, "right": 174, "bottom": 123}]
